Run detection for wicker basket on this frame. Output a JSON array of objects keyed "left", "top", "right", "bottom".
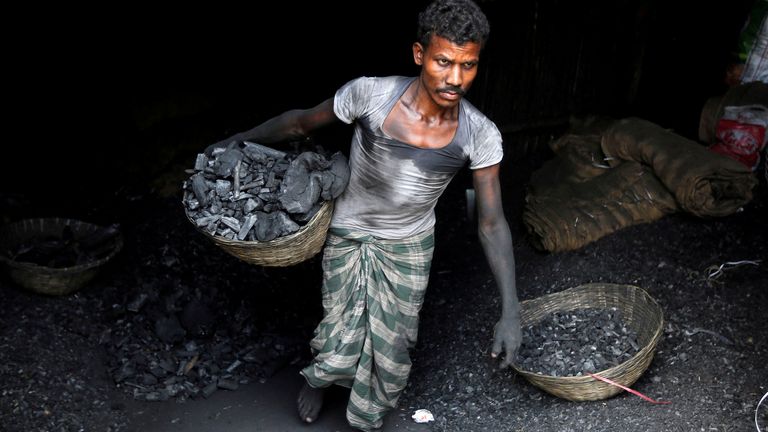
[
  {"left": 187, "top": 200, "right": 333, "bottom": 267},
  {"left": 0, "top": 218, "right": 123, "bottom": 296},
  {"left": 511, "top": 283, "right": 664, "bottom": 401}
]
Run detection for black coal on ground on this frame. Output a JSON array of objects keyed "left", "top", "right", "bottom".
[{"left": 0, "top": 155, "right": 767, "bottom": 432}]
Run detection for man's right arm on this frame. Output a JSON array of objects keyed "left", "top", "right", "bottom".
[{"left": 206, "top": 97, "right": 338, "bottom": 154}]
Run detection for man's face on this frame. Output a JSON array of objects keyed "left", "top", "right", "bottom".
[{"left": 413, "top": 34, "right": 481, "bottom": 109}]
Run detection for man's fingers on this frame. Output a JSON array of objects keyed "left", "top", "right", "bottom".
[
  {"left": 503, "top": 345, "right": 516, "bottom": 368},
  {"left": 497, "top": 348, "right": 514, "bottom": 369},
  {"left": 498, "top": 357, "right": 511, "bottom": 369},
  {"left": 491, "top": 337, "right": 502, "bottom": 358}
]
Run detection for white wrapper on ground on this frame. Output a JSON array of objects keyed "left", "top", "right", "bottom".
[{"left": 412, "top": 409, "right": 435, "bottom": 423}]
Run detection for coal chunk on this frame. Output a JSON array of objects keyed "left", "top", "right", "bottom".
[{"left": 183, "top": 142, "right": 349, "bottom": 242}]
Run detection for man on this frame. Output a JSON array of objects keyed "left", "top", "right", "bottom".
[{"left": 209, "top": 0, "right": 521, "bottom": 429}]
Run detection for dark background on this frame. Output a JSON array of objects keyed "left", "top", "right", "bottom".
[
  {"left": 1, "top": 3, "right": 766, "bottom": 431},
  {"left": 2, "top": 0, "right": 757, "bottom": 217}
]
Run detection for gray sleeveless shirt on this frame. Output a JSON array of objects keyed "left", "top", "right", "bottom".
[{"left": 331, "top": 76, "right": 503, "bottom": 239}]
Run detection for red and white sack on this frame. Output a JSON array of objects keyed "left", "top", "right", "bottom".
[{"left": 709, "top": 104, "right": 768, "bottom": 171}]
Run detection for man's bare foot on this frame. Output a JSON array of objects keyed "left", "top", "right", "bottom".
[{"left": 297, "top": 382, "right": 326, "bottom": 423}]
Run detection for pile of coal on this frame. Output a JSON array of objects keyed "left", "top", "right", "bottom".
[
  {"left": 183, "top": 141, "right": 349, "bottom": 241},
  {"left": 514, "top": 307, "right": 640, "bottom": 376},
  {"left": 101, "top": 288, "right": 304, "bottom": 402}
]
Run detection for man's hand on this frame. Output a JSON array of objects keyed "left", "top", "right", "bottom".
[
  {"left": 204, "top": 138, "right": 239, "bottom": 157},
  {"left": 491, "top": 315, "right": 522, "bottom": 369}
]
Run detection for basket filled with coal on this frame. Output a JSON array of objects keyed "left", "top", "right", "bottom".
[
  {"left": 182, "top": 141, "right": 349, "bottom": 267},
  {"left": 511, "top": 283, "right": 664, "bottom": 401},
  {"left": 0, "top": 218, "right": 123, "bottom": 296}
]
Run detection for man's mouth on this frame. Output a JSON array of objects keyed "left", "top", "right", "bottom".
[{"left": 438, "top": 86, "right": 465, "bottom": 97}]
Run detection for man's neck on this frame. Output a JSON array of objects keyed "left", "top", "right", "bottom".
[{"left": 402, "top": 79, "right": 459, "bottom": 125}]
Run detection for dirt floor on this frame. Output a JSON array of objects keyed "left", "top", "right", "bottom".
[{"left": 1, "top": 132, "right": 767, "bottom": 432}]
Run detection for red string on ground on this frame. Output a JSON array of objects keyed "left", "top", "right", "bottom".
[{"left": 588, "top": 373, "right": 672, "bottom": 405}]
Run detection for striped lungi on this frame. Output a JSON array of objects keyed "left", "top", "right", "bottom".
[{"left": 300, "top": 227, "right": 435, "bottom": 431}]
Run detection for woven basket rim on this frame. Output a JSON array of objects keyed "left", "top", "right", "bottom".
[
  {"left": 0, "top": 217, "right": 124, "bottom": 273},
  {"left": 185, "top": 200, "right": 333, "bottom": 266},
  {"left": 187, "top": 200, "right": 332, "bottom": 246}
]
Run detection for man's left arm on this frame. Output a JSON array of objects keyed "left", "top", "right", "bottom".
[{"left": 472, "top": 163, "right": 522, "bottom": 369}]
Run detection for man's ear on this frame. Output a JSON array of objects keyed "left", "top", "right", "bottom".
[{"left": 413, "top": 42, "right": 424, "bottom": 66}]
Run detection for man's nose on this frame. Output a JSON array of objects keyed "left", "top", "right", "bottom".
[{"left": 446, "top": 65, "right": 463, "bottom": 88}]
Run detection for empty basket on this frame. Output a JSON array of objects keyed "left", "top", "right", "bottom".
[{"left": 0, "top": 218, "right": 123, "bottom": 296}]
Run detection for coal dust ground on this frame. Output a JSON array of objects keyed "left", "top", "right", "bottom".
[{"left": 1, "top": 142, "right": 767, "bottom": 432}]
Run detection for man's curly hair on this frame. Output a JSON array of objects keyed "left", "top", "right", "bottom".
[{"left": 417, "top": 0, "right": 490, "bottom": 48}]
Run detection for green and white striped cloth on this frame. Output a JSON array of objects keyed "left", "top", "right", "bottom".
[{"left": 301, "top": 227, "right": 435, "bottom": 431}]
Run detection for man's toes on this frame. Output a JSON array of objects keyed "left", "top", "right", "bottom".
[{"left": 297, "top": 383, "right": 325, "bottom": 423}]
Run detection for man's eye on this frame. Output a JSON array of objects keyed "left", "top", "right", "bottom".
[
  {"left": 437, "top": 59, "right": 450, "bottom": 66},
  {"left": 463, "top": 62, "right": 477, "bottom": 70}
]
